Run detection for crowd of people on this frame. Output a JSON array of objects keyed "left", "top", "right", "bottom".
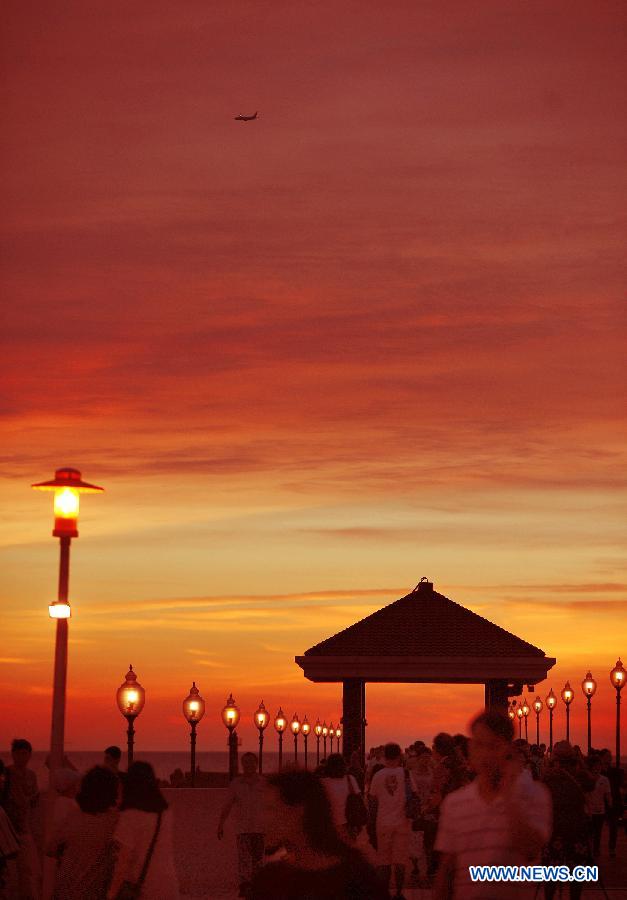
[{"left": 0, "top": 714, "right": 624, "bottom": 899}]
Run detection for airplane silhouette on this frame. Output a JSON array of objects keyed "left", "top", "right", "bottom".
[{"left": 234, "top": 111, "right": 258, "bottom": 121}]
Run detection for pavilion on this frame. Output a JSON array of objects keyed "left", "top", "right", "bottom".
[{"left": 295, "top": 578, "right": 556, "bottom": 762}]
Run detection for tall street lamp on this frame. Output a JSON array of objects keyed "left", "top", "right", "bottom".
[
  {"left": 335, "top": 724, "right": 342, "bottom": 754},
  {"left": 516, "top": 707, "right": 523, "bottom": 739},
  {"left": 546, "top": 688, "right": 557, "bottom": 752},
  {"left": 291, "top": 713, "right": 300, "bottom": 765},
  {"left": 561, "top": 682, "right": 574, "bottom": 743},
  {"left": 274, "top": 708, "right": 287, "bottom": 772},
  {"left": 508, "top": 700, "right": 516, "bottom": 722},
  {"left": 521, "top": 697, "right": 530, "bottom": 742},
  {"left": 222, "top": 693, "right": 240, "bottom": 780},
  {"left": 314, "top": 720, "right": 323, "bottom": 766},
  {"left": 183, "top": 682, "right": 205, "bottom": 787},
  {"left": 116, "top": 665, "right": 146, "bottom": 767},
  {"left": 32, "top": 468, "right": 104, "bottom": 772},
  {"left": 301, "top": 716, "right": 310, "bottom": 770},
  {"left": 533, "top": 697, "right": 543, "bottom": 746},
  {"left": 322, "top": 722, "right": 329, "bottom": 758},
  {"left": 581, "top": 672, "right": 597, "bottom": 755},
  {"left": 254, "top": 701, "right": 270, "bottom": 774},
  {"left": 610, "top": 659, "right": 625, "bottom": 766}
]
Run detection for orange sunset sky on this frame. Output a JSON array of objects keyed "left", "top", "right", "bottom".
[{"left": 1, "top": 1, "right": 626, "bottom": 756}]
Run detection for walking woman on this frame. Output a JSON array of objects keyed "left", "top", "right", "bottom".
[
  {"left": 251, "top": 770, "right": 387, "bottom": 900},
  {"left": 47, "top": 765, "right": 119, "bottom": 899},
  {"left": 107, "top": 762, "right": 179, "bottom": 900}
]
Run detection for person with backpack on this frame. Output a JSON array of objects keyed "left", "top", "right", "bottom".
[{"left": 321, "top": 753, "right": 369, "bottom": 847}]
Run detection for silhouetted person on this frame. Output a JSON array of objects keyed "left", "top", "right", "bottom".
[
  {"left": 599, "top": 747, "right": 623, "bottom": 857},
  {"left": 4, "top": 739, "right": 40, "bottom": 899},
  {"left": 541, "top": 742, "right": 594, "bottom": 900},
  {"left": 0, "top": 760, "right": 20, "bottom": 897},
  {"left": 218, "top": 751, "right": 265, "bottom": 899},
  {"left": 103, "top": 746, "right": 122, "bottom": 773},
  {"left": 47, "top": 766, "right": 118, "bottom": 899},
  {"left": 251, "top": 769, "right": 386, "bottom": 899},
  {"left": 107, "top": 761, "right": 179, "bottom": 900}
]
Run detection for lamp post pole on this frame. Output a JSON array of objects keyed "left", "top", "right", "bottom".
[
  {"left": 274, "top": 708, "right": 286, "bottom": 773},
  {"left": 314, "top": 721, "right": 322, "bottom": 766},
  {"left": 189, "top": 721, "right": 197, "bottom": 787},
  {"left": 546, "top": 688, "right": 556, "bottom": 752},
  {"left": 51, "top": 535, "right": 71, "bottom": 769},
  {"left": 301, "top": 717, "right": 310, "bottom": 771},
  {"left": 561, "top": 682, "right": 574, "bottom": 743},
  {"left": 254, "top": 701, "right": 270, "bottom": 774},
  {"left": 581, "top": 672, "right": 597, "bottom": 756},
  {"left": 126, "top": 715, "right": 136, "bottom": 767},
  {"left": 291, "top": 714, "right": 300, "bottom": 766},
  {"left": 533, "top": 697, "right": 543, "bottom": 746},
  {"left": 521, "top": 698, "right": 530, "bottom": 743},
  {"left": 183, "top": 682, "right": 205, "bottom": 787},
  {"left": 32, "top": 469, "right": 104, "bottom": 772},
  {"left": 610, "top": 659, "right": 625, "bottom": 766}
]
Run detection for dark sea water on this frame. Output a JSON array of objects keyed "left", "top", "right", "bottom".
[{"left": 11, "top": 750, "right": 285, "bottom": 789}]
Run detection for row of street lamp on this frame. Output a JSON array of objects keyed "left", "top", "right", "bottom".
[
  {"left": 115, "top": 667, "right": 341, "bottom": 782},
  {"left": 508, "top": 663, "right": 625, "bottom": 761}
]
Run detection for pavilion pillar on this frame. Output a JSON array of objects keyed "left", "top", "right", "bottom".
[
  {"left": 484, "top": 680, "right": 509, "bottom": 712},
  {"left": 342, "top": 678, "right": 364, "bottom": 764}
]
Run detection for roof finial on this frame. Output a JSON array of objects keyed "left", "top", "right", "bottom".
[{"left": 414, "top": 577, "right": 433, "bottom": 593}]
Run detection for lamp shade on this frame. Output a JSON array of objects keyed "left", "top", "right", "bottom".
[
  {"left": 546, "top": 688, "right": 557, "bottom": 709},
  {"left": 116, "top": 665, "right": 145, "bottom": 719},
  {"left": 610, "top": 659, "right": 625, "bottom": 691},
  {"left": 183, "top": 682, "right": 205, "bottom": 724},
  {"left": 254, "top": 700, "right": 270, "bottom": 732},
  {"left": 32, "top": 468, "right": 104, "bottom": 538},
  {"left": 561, "top": 682, "right": 574, "bottom": 705},
  {"left": 274, "top": 708, "right": 287, "bottom": 733},
  {"left": 581, "top": 672, "right": 597, "bottom": 699},
  {"left": 222, "top": 694, "right": 240, "bottom": 731}
]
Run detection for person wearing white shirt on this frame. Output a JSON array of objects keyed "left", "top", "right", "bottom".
[
  {"left": 369, "top": 742, "right": 411, "bottom": 900},
  {"left": 434, "top": 710, "right": 551, "bottom": 899}
]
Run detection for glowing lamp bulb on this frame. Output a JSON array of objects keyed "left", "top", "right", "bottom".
[
  {"left": 54, "top": 488, "right": 80, "bottom": 518},
  {"left": 581, "top": 672, "right": 597, "bottom": 698},
  {"left": 116, "top": 665, "right": 145, "bottom": 720},
  {"left": 274, "top": 708, "right": 287, "bottom": 733},
  {"left": 49, "top": 601, "right": 71, "bottom": 619},
  {"left": 610, "top": 659, "right": 625, "bottom": 691},
  {"left": 561, "top": 682, "right": 574, "bottom": 705},
  {"left": 183, "top": 682, "right": 205, "bottom": 724}
]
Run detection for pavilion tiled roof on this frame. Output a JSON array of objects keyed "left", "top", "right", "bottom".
[{"left": 304, "top": 580, "right": 545, "bottom": 659}]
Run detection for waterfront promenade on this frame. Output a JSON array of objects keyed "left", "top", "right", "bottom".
[{"left": 168, "top": 789, "right": 627, "bottom": 900}]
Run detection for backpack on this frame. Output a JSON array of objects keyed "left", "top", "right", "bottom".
[{"left": 344, "top": 775, "right": 368, "bottom": 832}]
